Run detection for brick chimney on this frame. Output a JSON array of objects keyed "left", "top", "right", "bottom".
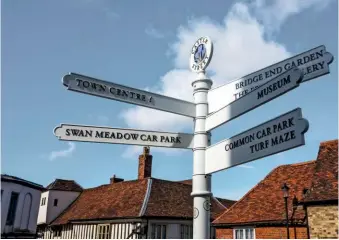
[
  {"left": 138, "top": 147, "right": 152, "bottom": 179},
  {"left": 110, "top": 175, "right": 124, "bottom": 184}
]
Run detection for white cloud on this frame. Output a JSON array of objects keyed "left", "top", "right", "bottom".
[
  {"left": 48, "top": 142, "right": 75, "bottom": 161},
  {"left": 251, "top": 0, "right": 332, "bottom": 33},
  {"left": 238, "top": 164, "right": 255, "bottom": 169},
  {"left": 120, "top": 0, "right": 329, "bottom": 156},
  {"left": 145, "top": 26, "right": 165, "bottom": 39}
]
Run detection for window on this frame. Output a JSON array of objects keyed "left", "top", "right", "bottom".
[
  {"left": 234, "top": 228, "right": 255, "bottom": 239},
  {"left": 54, "top": 199, "right": 58, "bottom": 206},
  {"left": 180, "top": 224, "right": 193, "bottom": 239},
  {"left": 96, "top": 224, "right": 111, "bottom": 239},
  {"left": 151, "top": 224, "right": 166, "bottom": 239},
  {"left": 6, "top": 192, "right": 19, "bottom": 225},
  {"left": 41, "top": 197, "right": 46, "bottom": 206},
  {"left": 54, "top": 227, "right": 62, "bottom": 237}
]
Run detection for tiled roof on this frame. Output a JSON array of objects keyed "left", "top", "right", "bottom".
[
  {"left": 177, "top": 179, "right": 192, "bottom": 185},
  {"left": 46, "top": 179, "right": 83, "bottom": 192},
  {"left": 215, "top": 198, "right": 237, "bottom": 209},
  {"left": 213, "top": 160, "right": 316, "bottom": 225},
  {"left": 51, "top": 178, "right": 233, "bottom": 225},
  {"left": 52, "top": 179, "right": 148, "bottom": 225},
  {"left": 176, "top": 179, "right": 237, "bottom": 208},
  {"left": 303, "top": 139, "right": 338, "bottom": 203},
  {"left": 1, "top": 174, "right": 45, "bottom": 191}
]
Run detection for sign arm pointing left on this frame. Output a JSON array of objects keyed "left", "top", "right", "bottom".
[
  {"left": 54, "top": 123, "right": 194, "bottom": 149},
  {"left": 62, "top": 73, "right": 196, "bottom": 118}
]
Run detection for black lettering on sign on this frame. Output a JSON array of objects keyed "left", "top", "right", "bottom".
[
  {"left": 271, "top": 130, "right": 296, "bottom": 146},
  {"left": 95, "top": 131, "right": 104, "bottom": 138},
  {"left": 256, "top": 127, "right": 272, "bottom": 139},
  {"left": 257, "top": 75, "right": 291, "bottom": 99},
  {"left": 131, "top": 134, "right": 139, "bottom": 140},
  {"left": 225, "top": 134, "right": 255, "bottom": 151},
  {"left": 65, "top": 129, "right": 93, "bottom": 137},
  {"left": 124, "top": 133, "right": 131, "bottom": 140},
  {"left": 273, "top": 117, "right": 294, "bottom": 133},
  {"left": 249, "top": 139, "right": 269, "bottom": 153},
  {"left": 76, "top": 79, "right": 82, "bottom": 86},
  {"left": 83, "top": 81, "right": 90, "bottom": 88}
]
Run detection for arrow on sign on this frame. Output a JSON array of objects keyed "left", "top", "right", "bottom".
[
  {"left": 205, "top": 67, "right": 303, "bottom": 131},
  {"left": 205, "top": 108, "right": 308, "bottom": 174},
  {"left": 54, "top": 124, "right": 194, "bottom": 149},
  {"left": 208, "top": 45, "right": 334, "bottom": 113},
  {"left": 62, "top": 73, "right": 196, "bottom": 118}
]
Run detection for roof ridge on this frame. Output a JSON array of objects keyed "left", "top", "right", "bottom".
[
  {"left": 285, "top": 160, "right": 316, "bottom": 166},
  {"left": 212, "top": 196, "right": 227, "bottom": 209},
  {"left": 151, "top": 178, "right": 193, "bottom": 186},
  {"left": 1, "top": 174, "right": 44, "bottom": 188},
  {"left": 320, "top": 139, "right": 338, "bottom": 145},
  {"left": 277, "top": 160, "right": 316, "bottom": 168},
  {"left": 216, "top": 197, "right": 237, "bottom": 202},
  {"left": 139, "top": 178, "right": 153, "bottom": 216}
]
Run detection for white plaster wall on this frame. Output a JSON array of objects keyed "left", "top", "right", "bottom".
[
  {"left": 1, "top": 181, "right": 42, "bottom": 234},
  {"left": 37, "top": 191, "right": 49, "bottom": 224},
  {"left": 46, "top": 190, "right": 80, "bottom": 224}
]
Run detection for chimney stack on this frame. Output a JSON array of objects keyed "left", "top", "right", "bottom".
[
  {"left": 138, "top": 147, "right": 152, "bottom": 180},
  {"left": 110, "top": 175, "right": 124, "bottom": 184}
]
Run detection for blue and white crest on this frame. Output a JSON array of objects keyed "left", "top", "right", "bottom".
[{"left": 190, "top": 36, "right": 213, "bottom": 73}]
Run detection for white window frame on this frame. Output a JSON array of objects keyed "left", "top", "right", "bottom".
[
  {"left": 233, "top": 227, "right": 256, "bottom": 239},
  {"left": 96, "top": 224, "right": 111, "bottom": 239},
  {"left": 150, "top": 223, "right": 167, "bottom": 239},
  {"left": 180, "top": 224, "right": 193, "bottom": 239}
]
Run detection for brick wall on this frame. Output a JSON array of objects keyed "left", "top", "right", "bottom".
[
  {"left": 215, "top": 228, "right": 233, "bottom": 239},
  {"left": 307, "top": 205, "right": 338, "bottom": 239},
  {"left": 256, "top": 227, "right": 308, "bottom": 239},
  {"left": 215, "top": 226, "right": 308, "bottom": 239}
]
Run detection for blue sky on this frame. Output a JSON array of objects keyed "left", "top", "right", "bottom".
[{"left": 2, "top": 0, "right": 338, "bottom": 200}]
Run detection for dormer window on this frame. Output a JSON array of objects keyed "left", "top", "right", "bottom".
[{"left": 54, "top": 199, "right": 58, "bottom": 206}]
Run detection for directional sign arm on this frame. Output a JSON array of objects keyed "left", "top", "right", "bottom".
[
  {"left": 54, "top": 124, "right": 194, "bottom": 149},
  {"left": 62, "top": 73, "right": 196, "bottom": 118},
  {"left": 205, "top": 67, "right": 303, "bottom": 131},
  {"left": 208, "top": 45, "right": 334, "bottom": 113},
  {"left": 205, "top": 108, "right": 309, "bottom": 174}
]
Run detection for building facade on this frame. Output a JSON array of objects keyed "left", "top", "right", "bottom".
[
  {"left": 38, "top": 147, "right": 236, "bottom": 239},
  {"left": 301, "top": 140, "right": 338, "bottom": 238},
  {"left": 1, "top": 174, "right": 45, "bottom": 238},
  {"left": 213, "top": 139, "right": 338, "bottom": 239}
]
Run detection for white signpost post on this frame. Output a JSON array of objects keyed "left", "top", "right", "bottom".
[{"left": 55, "top": 36, "right": 334, "bottom": 239}]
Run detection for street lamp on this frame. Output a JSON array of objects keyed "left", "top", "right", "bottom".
[{"left": 281, "top": 183, "right": 290, "bottom": 239}]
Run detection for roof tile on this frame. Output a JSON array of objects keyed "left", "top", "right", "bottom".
[
  {"left": 52, "top": 179, "right": 148, "bottom": 225},
  {"left": 213, "top": 161, "right": 316, "bottom": 225},
  {"left": 46, "top": 179, "right": 83, "bottom": 192},
  {"left": 303, "top": 139, "right": 338, "bottom": 202}
]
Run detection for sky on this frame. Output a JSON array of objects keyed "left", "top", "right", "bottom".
[{"left": 1, "top": 0, "right": 338, "bottom": 200}]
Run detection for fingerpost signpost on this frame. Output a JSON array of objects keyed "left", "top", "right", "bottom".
[{"left": 55, "top": 36, "right": 334, "bottom": 239}]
